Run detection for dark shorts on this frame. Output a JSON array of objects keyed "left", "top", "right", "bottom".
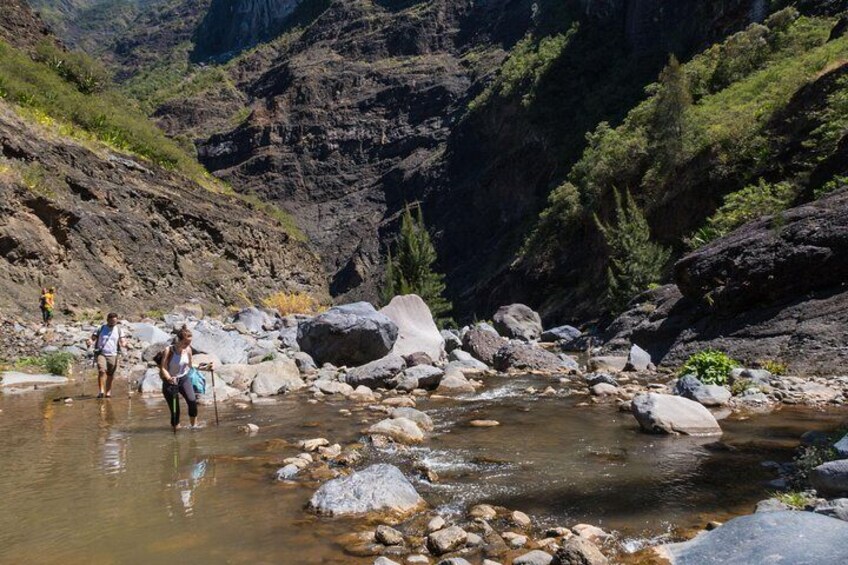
[{"left": 96, "top": 354, "right": 119, "bottom": 377}]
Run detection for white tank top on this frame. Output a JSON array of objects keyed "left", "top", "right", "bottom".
[{"left": 167, "top": 347, "right": 191, "bottom": 379}]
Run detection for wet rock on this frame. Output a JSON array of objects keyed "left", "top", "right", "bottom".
[
  {"left": 541, "top": 325, "right": 582, "bottom": 343},
  {"left": 191, "top": 320, "right": 252, "bottom": 364},
  {"left": 315, "top": 379, "right": 354, "bottom": 396},
  {"left": 470, "top": 420, "right": 500, "bottom": 427},
  {"left": 437, "top": 559, "right": 472, "bottom": 565},
  {"left": 659, "top": 511, "right": 848, "bottom": 564},
  {"left": 298, "top": 302, "right": 398, "bottom": 367},
  {"left": 674, "top": 375, "right": 731, "bottom": 406},
  {"left": 591, "top": 383, "right": 618, "bottom": 397},
  {"left": 482, "top": 530, "right": 509, "bottom": 558},
  {"left": 376, "top": 525, "right": 405, "bottom": 546},
  {"left": 813, "top": 498, "right": 848, "bottom": 521},
  {"left": 396, "top": 365, "right": 444, "bottom": 391},
  {"left": 586, "top": 373, "right": 617, "bottom": 387},
  {"left": 275, "top": 464, "right": 300, "bottom": 480},
  {"left": 427, "top": 526, "right": 467, "bottom": 555},
  {"left": 391, "top": 407, "right": 434, "bottom": 431},
  {"left": 0, "top": 372, "right": 69, "bottom": 387},
  {"left": 624, "top": 344, "right": 654, "bottom": 372},
  {"left": 369, "top": 417, "right": 425, "bottom": 444},
  {"left": 298, "top": 438, "right": 329, "bottom": 451},
  {"left": 588, "top": 356, "right": 627, "bottom": 373},
  {"left": 511, "top": 510, "right": 532, "bottom": 527},
  {"left": 493, "top": 304, "right": 542, "bottom": 342},
  {"left": 514, "top": 550, "right": 553, "bottom": 565},
  {"left": 482, "top": 560, "right": 503, "bottom": 565},
  {"left": 346, "top": 354, "right": 407, "bottom": 389},
  {"left": 437, "top": 372, "right": 475, "bottom": 394},
  {"left": 571, "top": 524, "right": 610, "bottom": 544},
  {"left": 469, "top": 504, "right": 497, "bottom": 520},
  {"left": 309, "top": 464, "right": 425, "bottom": 518},
  {"left": 493, "top": 342, "right": 570, "bottom": 373},
  {"left": 233, "top": 307, "right": 276, "bottom": 333},
  {"left": 407, "top": 556, "right": 430, "bottom": 564},
  {"left": 350, "top": 385, "right": 378, "bottom": 402},
  {"left": 239, "top": 423, "right": 259, "bottom": 434},
  {"left": 137, "top": 369, "right": 162, "bottom": 394},
  {"left": 427, "top": 516, "right": 446, "bottom": 532},
  {"left": 380, "top": 294, "right": 445, "bottom": 362},
  {"left": 631, "top": 393, "right": 722, "bottom": 436},
  {"left": 552, "top": 537, "right": 608, "bottom": 565},
  {"left": 374, "top": 557, "right": 402, "bottom": 565},
  {"left": 502, "top": 532, "right": 528, "bottom": 548},
  {"left": 250, "top": 359, "right": 304, "bottom": 396},
  {"left": 441, "top": 330, "right": 462, "bottom": 353},
  {"left": 462, "top": 328, "right": 508, "bottom": 366},
  {"left": 810, "top": 459, "right": 848, "bottom": 495}
]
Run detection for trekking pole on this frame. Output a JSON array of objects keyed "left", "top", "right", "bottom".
[
  {"left": 172, "top": 391, "right": 178, "bottom": 435},
  {"left": 210, "top": 367, "right": 220, "bottom": 427}
]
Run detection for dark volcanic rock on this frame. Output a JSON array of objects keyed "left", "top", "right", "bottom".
[
  {"left": 493, "top": 342, "right": 570, "bottom": 373},
  {"left": 461, "top": 328, "right": 509, "bottom": 366},
  {"left": 298, "top": 302, "right": 398, "bottom": 367},
  {"left": 0, "top": 104, "right": 327, "bottom": 317},
  {"left": 345, "top": 354, "right": 406, "bottom": 390},
  {"left": 493, "top": 303, "right": 543, "bottom": 341}
]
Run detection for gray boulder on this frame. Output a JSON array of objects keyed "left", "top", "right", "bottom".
[
  {"left": 835, "top": 434, "right": 848, "bottom": 457},
  {"left": 129, "top": 323, "right": 171, "bottom": 345},
  {"left": 813, "top": 498, "right": 848, "bottom": 522},
  {"left": 493, "top": 342, "right": 571, "bottom": 373},
  {"left": 624, "top": 344, "right": 654, "bottom": 372},
  {"left": 345, "top": 354, "right": 406, "bottom": 389},
  {"left": 368, "top": 417, "right": 425, "bottom": 444},
  {"left": 586, "top": 373, "right": 618, "bottom": 387},
  {"left": 660, "top": 511, "right": 848, "bottom": 564},
  {"left": 515, "top": 550, "right": 554, "bottom": 565},
  {"left": 293, "top": 351, "right": 317, "bottom": 373},
  {"left": 233, "top": 307, "right": 277, "bottom": 333},
  {"left": 674, "top": 375, "right": 731, "bottom": 406},
  {"left": 493, "top": 304, "right": 543, "bottom": 341},
  {"left": 631, "top": 393, "right": 722, "bottom": 436},
  {"left": 441, "top": 330, "right": 462, "bottom": 353},
  {"left": 380, "top": 294, "right": 445, "bottom": 362},
  {"left": 250, "top": 360, "right": 304, "bottom": 396},
  {"left": 541, "top": 325, "right": 582, "bottom": 343},
  {"left": 427, "top": 526, "right": 468, "bottom": 555},
  {"left": 308, "top": 464, "right": 424, "bottom": 518},
  {"left": 462, "top": 327, "right": 508, "bottom": 366},
  {"left": 298, "top": 302, "right": 398, "bottom": 366},
  {"left": 390, "top": 407, "right": 434, "bottom": 431},
  {"left": 137, "top": 368, "right": 162, "bottom": 395},
  {"left": 191, "top": 320, "right": 252, "bottom": 365},
  {"left": 810, "top": 459, "right": 848, "bottom": 495},
  {"left": 396, "top": 364, "right": 444, "bottom": 391},
  {"left": 552, "top": 537, "right": 608, "bottom": 565}
]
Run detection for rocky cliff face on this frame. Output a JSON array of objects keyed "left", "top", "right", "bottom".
[
  {"left": 1, "top": 0, "right": 56, "bottom": 51},
  {"left": 0, "top": 103, "right": 327, "bottom": 318},
  {"left": 191, "top": 0, "right": 762, "bottom": 312}
]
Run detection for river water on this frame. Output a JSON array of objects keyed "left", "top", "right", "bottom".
[{"left": 0, "top": 373, "right": 845, "bottom": 564}]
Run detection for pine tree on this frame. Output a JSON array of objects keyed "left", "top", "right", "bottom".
[
  {"left": 595, "top": 189, "right": 671, "bottom": 313},
  {"left": 382, "top": 204, "right": 453, "bottom": 323},
  {"left": 652, "top": 54, "right": 692, "bottom": 171}
]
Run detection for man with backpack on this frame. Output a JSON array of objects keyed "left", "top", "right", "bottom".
[{"left": 87, "top": 312, "right": 127, "bottom": 398}]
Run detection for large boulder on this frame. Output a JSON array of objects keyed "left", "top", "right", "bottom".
[
  {"left": 659, "top": 511, "right": 848, "bottom": 564},
  {"left": 462, "top": 328, "right": 509, "bottom": 366},
  {"left": 297, "top": 302, "right": 398, "bottom": 366},
  {"left": 553, "top": 537, "right": 608, "bottom": 565},
  {"left": 541, "top": 325, "right": 582, "bottom": 343},
  {"left": 631, "top": 393, "right": 722, "bottom": 436},
  {"left": 674, "top": 375, "right": 731, "bottom": 406},
  {"left": 191, "top": 320, "right": 252, "bottom": 365},
  {"left": 380, "top": 294, "right": 445, "bottom": 362},
  {"left": 624, "top": 344, "right": 654, "bottom": 372},
  {"left": 493, "top": 342, "right": 572, "bottom": 373},
  {"left": 810, "top": 459, "right": 848, "bottom": 495},
  {"left": 308, "top": 464, "right": 425, "bottom": 518},
  {"left": 232, "top": 307, "right": 277, "bottom": 333},
  {"left": 395, "top": 364, "right": 444, "bottom": 391},
  {"left": 441, "top": 330, "right": 462, "bottom": 353},
  {"left": 250, "top": 359, "right": 304, "bottom": 396},
  {"left": 345, "top": 354, "right": 406, "bottom": 389},
  {"left": 129, "top": 323, "right": 171, "bottom": 345},
  {"left": 493, "top": 304, "right": 543, "bottom": 341},
  {"left": 368, "top": 417, "right": 425, "bottom": 444},
  {"left": 136, "top": 368, "right": 162, "bottom": 394}
]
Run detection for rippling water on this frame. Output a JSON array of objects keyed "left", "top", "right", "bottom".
[{"left": 0, "top": 373, "right": 845, "bottom": 563}]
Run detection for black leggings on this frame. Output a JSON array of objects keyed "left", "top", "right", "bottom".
[{"left": 162, "top": 377, "right": 198, "bottom": 427}]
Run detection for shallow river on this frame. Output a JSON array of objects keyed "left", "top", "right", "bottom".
[{"left": 0, "top": 373, "right": 845, "bottom": 564}]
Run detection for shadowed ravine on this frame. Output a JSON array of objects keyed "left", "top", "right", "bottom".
[{"left": 1, "top": 374, "right": 845, "bottom": 563}]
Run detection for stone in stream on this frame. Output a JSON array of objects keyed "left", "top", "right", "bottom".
[
  {"left": 437, "top": 372, "right": 476, "bottom": 394},
  {"left": 368, "top": 417, "right": 425, "bottom": 444},
  {"left": 552, "top": 537, "right": 608, "bottom": 565},
  {"left": 308, "top": 464, "right": 425, "bottom": 518},
  {"left": 375, "top": 525, "right": 404, "bottom": 546},
  {"left": 437, "top": 559, "right": 472, "bottom": 565},
  {"left": 427, "top": 515, "right": 447, "bottom": 533},
  {"left": 514, "top": 550, "right": 553, "bottom": 565},
  {"left": 586, "top": 373, "right": 617, "bottom": 387},
  {"left": 588, "top": 356, "right": 627, "bottom": 373},
  {"left": 674, "top": 374, "right": 731, "bottom": 406},
  {"left": 541, "top": 325, "right": 582, "bottom": 343},
  {"left": 298, "top": 438, "right": 329, "bottom": 451},
  {"left": 275, "top": 464, "right": 300, "bottom": 480},
  {"left": 470, "top": 420, "right": 500, "bottom": 427},
  {"left": 591, "top": 383, "right": 618, "bottom": 396},
  {"left": 298, "top": 302, "right": 398, "bottom": 367},
  {"left": 623, "top": 344, "right": 654, "bottom": 372},
  {"left": 0, "top": 372, "right": 69, "bottom": 387},
  {"left": 137, "top": 369, "right": 162, "bottom": 395},
  {"left": 658, "top": 511, "right": 848, "bottom": 564},
  {"left": 810, "top": 459, "right": 848, "bottom": 495},
  {"left": 462, "top": 328, "right": 509, "bottom": 366},
  {"left": 374, "top": 558, "right": 401, "bottom": 565},
  {"left": 346, "top": 354, "right": 406, "bottom": 389},
  {"left": 493, "top": 342, "right": 571, "bottom": 373},
  {"left": 511, "top": 510, "right": 532, "bottom": 527},
  {"left": 571, "top": 524, "right": 610, "bottom": 543},
  {"left": 631, "top": 393, "right": 722, "bottom": 436},
  {"left": 250, "top": 359, "right": 304, "bottom": 396},
  {"left": 314, "top": 379, "right": 354, "bottom": 396},
  {"left": 493, "top": 304, "right": 543, "bottom": 341},
  {"left": 393, "top": 364, "right": 444, "bottom": 392},
  {"left": 390, "top": 407, "right": 434, "bottom": 431},
  {"left": 380, "top": 294, "right": 445, "bottom": 362},
  {"left": 469, "top": 504, "right": 497, "bottom": 520},
  {"left": 427, "top": 525, "right": 468, "bottom": 555}
]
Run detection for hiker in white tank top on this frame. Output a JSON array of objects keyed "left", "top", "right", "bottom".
[{"left": 159, "top": 325, "right": 198, "bottom": 431}]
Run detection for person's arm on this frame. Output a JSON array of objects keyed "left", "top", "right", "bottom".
[
  {"left": 118, "top": 328, "right": 128, "bottom": 352},
  {"left": 86, "top": 328, "right": 99, "bottom": 349},
  {"left": 159, "top": 347, "right": 176, "bottom": 384}
]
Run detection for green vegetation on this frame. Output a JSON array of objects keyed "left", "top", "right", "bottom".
[
  {"left": 730, "top": 377, "right": 756, "bottom": 396},
  {"left": 679, "top": 350, "right": 739, "bottom": 385},
  {"left": 382, "top": 204, "right": 453, "bottom": 324},
  {"left": 0, "top": 39, "right": 212, "bottom": 182},
  {"left": 15, "top": 351, "right": 76, "bottom": 376},
  {"left": 793, "top": 443, "right": 839, "bottom": 487},
  {"left": 525, "top": 11, "right": 848, "bottom": 295},
  {"left": 761, "top": 359, "right": 789, "bottom": 376},
  {"left": 772, "top": 490, "right": 815, "bottom": 509},
  {"left": 595, "top": 189, "right": 670, "bottom": 312}
]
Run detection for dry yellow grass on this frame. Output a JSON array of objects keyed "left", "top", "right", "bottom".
[{"left": 262, "top": 291, "right": 322, "bottom": 316}]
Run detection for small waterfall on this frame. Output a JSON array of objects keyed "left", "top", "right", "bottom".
[{"left": 749, "top": 0, "right": 768, "bottom": 23}]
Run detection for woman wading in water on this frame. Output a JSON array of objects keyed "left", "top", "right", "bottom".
[{"left": 159, "top": 326, "right": 199, "bottom": 431}]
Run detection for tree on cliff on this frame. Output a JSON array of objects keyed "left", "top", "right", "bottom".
[
  {"left": 595, "top": 189, "right": 670, "bottom": 313},
  {"left": 652, "top": 54, "right": 691, "bottom": 172},
  {"left": 382, "top": 204, "right": 453, "bottom": 323}
]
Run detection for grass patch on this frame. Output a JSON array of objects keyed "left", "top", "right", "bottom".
[
  {"left": 679, "top": 350, "right": 739, "bottom": 385},
  {"left": 262, "top": 291, "right": 322, "bottom": 316},
  {"left": 771, "top": 490, "right": 815, "bottom": 509},
  {"left": 15, "top": 351, "right": 76, "bottom": 376}
]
